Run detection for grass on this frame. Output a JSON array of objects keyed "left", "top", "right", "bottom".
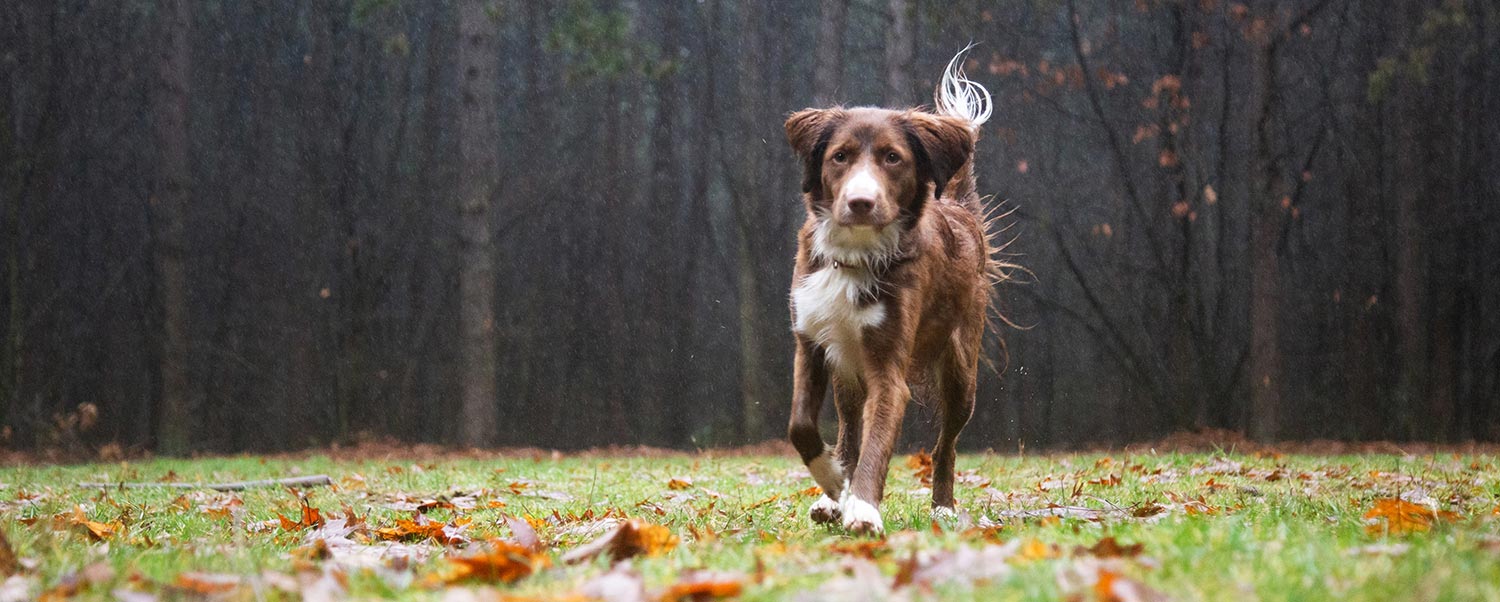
[{"left": 2, "top": 448, "right": 1499, "bottom": 600}]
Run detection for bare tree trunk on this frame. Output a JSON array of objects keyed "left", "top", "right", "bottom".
[
  {"left": 456, "top": 0, "right": 499, "bottom": 447},
  {"left": 813, "top": 0, "right": 849, "bottom": 106},
  {"left": 151, "top": 0, "right": 193, "bottom": 455},
  {"left": 731, "top": 1, "right": 771, "bottom": 444},
  {"left": 1246, "top": 38, "right": 1284, "bottom": 443},
  {"left": 884, "top": 0, "right": 915, "bottom": 106}
]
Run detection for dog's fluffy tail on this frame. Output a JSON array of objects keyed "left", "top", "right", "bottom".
[
  {"left": 935, "top": 47, "right": 1027, "bottom": 359},
  {"left": 934, "top": 44, "right": 992, "bottom": 131},
  {"left": 933, "top": 45, "right": 991, "bottom": 210}
]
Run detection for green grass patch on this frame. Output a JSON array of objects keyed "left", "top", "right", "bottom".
[{"left": 2, "top": 450, "right": 1498, "bottom": 600}]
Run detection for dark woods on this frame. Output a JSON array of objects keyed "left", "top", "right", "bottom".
[{"left": 2, "top": 0, "right": 1496, "bottom": 454}]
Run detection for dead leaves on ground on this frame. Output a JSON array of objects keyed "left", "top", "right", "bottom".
[
  {"left": 562, "top": 519, "right": 679, "bottom": 565},
  {"left": 425, "top": 539, "right": 550, "bottom": 586},
  {"left": 1363, "top": 498, "right": 1460, "bottom": 536}
]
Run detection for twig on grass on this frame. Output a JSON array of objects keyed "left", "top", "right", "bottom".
[{"left": 76, "top": 474, "right": 333, "bottom": 491}]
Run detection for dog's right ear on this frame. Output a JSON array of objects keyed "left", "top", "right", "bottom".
[{"left": 785, "top": 108, "right": 843, "bottom": 195}]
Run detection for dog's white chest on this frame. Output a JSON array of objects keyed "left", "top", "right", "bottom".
[{"left": 792, "top": 267, "right": 885, "bottom": 379}]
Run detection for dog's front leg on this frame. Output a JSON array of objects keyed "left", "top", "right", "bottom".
[
  {"left": 841, "top": 369, "right": 911, "bottom": 536},
  {"left": 787, "top": 336, "right": 842, "bottom": 523}
]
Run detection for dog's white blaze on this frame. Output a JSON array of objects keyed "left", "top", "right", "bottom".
[
  {"left": 842, "top": 166, "right": 881, "bottom": 201},
  {"left": 840, "top": 493, "right": 884, "bottom": 534},
  {"left": 792, "top": 266, "right": 885, "bottom": 380},
  {"left": 807, "top": 450, "right": 845, "bottom": 495}
]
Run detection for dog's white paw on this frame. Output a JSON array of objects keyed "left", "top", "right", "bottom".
[
  {"left": 840, "top": 493, "right": 884, "bottom": 536},
  {"left": 809, "top": 495, "right": 842, "bottom": 524},
  {"left": 931, "top": 505, "right": 957, "bottom": 522}
]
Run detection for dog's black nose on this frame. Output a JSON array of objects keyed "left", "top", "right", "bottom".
[{"left": 847, "top": 198, "right": 875, "bottom": 215}]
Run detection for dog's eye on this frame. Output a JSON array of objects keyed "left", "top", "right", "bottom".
[
  {"left": 884, "top": 151, "right": 901, "bottom": 165},
  {"left": 832, "top": 151, "right": 848, "bottom": 164}
]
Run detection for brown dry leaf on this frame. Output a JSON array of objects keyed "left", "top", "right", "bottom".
[
  {"left": 173, "top": 572, "right": 242, "bottom": 595},
  {"left": 561, "top": 519, "right": 678, "bottom": 565},
  {"left": 278, "top": 499, "right": 325, "bottom": 532},
  {"left": 339, "top": 473, "right": 368, "bottom": 491},
  {"left": 667, "top": 477, "right": 693, "bottom": 491},
  {"left": 1077, "top": 537, "right": 1144, "bottom": 559},
  {"left": 828, "top": 539, "right": 888, "bottom": 559},
  {"left": 659, "top": 570, "right": 744, "bottom": 602},
  {"left": 744, "top": 494, "right": 779, "bottom": 511},
  {"left": 906, "top": 452, "right": 934, "bottom": 486},
  {"left": 65, "top": 507, "right": 123, "bottom": 542},
  {"left": 202, "top": 496, "right": 243, "bottom": 520},
  {"left": 1364, "top": 498, "right": 1458, "bottom": 536},
  {"left": 425, "top": 539, "right": 549, "bottom": 586},
  {"left": 1016, "top": 539, "right": 1059, "bottom": 562},
  {"left": 686, "top": 524, "right": 717, "bottom": 543},
  {"left": 1131, "top": 503, "right": 1166, "bottom": 519},
  {"left": 1094, "top": 568, "right": 1169, "bottom": 602},
  {"left": 376, "top": 515, "right": 471, "bottom": 546}
]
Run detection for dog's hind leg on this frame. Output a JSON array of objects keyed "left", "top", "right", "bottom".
[
  {"left": 788, "top": 337, "right": 841, "bottom": 523},
  {"left": 931, "top": 328, "right": 980, "bottom": 515}
]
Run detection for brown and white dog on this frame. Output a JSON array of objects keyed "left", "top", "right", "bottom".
[{"left": 784, "top": 51, "right": 1000, "bottom": 535}]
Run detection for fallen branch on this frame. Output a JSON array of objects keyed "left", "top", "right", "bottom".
[{"left": 77, "top": 475, "right": 333, "bottom": 491}]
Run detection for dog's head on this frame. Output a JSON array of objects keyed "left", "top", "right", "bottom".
[{"left": 786, "top": 107, "right": 973, "bottom": 230}]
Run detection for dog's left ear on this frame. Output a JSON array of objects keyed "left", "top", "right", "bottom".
[
  {"left": 903, "top": 113, "right": 975, "bottom": 200},
  {"left": 785, "top": 108, "right": 844, "bottom": 195}
]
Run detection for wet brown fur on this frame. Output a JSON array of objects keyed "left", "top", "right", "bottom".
[{"left": 784, "top": 106, "right": 993, "bottom": 516}]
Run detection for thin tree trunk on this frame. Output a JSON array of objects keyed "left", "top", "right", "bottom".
[
  {"left": 813, "top": 0, "right": 849, "bottom": 106},
  {"left": 150, "top": 0, "right": 193, "bottom": 455},
  {"left": 884, "top": 0, "right": 915, "bottom": 106},
  {"left": 456, "top": 0, "right": 499, "bottom": 447},
  {"left": 1246, "top": 38, "right": 1284, "bottom": 443}
]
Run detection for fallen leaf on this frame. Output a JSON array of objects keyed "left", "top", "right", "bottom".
[
  {"left": 906, "top": 452, "right": 934, "bottom": 486},
  {"left": 1077, "top": 537, "right": 1143, "bottom": 559},
  {"left": 659, "top": 570, "right": 744, "bottom": 601},
  {"left": 504, "top": 515, "right": 543, "bottom": 552},
  {"left": 426, "top": 539, "right": 549, "bottom": 586},
  {"left": 1364, "top": 498, "right": 1458, "bottom": 536},
  {"left": 278, "top": 499, "right": 325, "bottom": 532},
  {"left": 172, "top": 572, "right": 242, "bottom": 595},
  {"left": 562, "top": 519, "right": 678, "bottom": 565},
  {"left": 375, "top": 515, "right": 470, "bottom": 546},
  {"left": 667, "top": 477, "right": 693, "bottom": 490},
  {"left": 828, "top": 540, "right": 887, "bottom": 559}
]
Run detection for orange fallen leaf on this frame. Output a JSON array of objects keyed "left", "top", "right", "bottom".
[
  {"left": 424, "top": 539, "right": 548, "bottom": 586},
  {"left": 375, "top": 515, "right": 470, "bottom": 545},
  {"left": 667, "top": 477, "right": 693, "bottom": 490},
  {"left": 277, "top": 499, "right": 324, "bottom": 532},
  {"left": 561, "top": 519, "right": 678, "bottom": 565},
  {"left": 744, "top": 494, "right": 779, "bottom": 511},
  {"left": 906, "top": 452, "right": 934, "bottom": 486},
  {"left": 174, "top": 572, "right": 242, "bottom": 595},
  {"left": 828, "top": 539, "right": 888, "bottom": 559},
  {"left": 1077, "top": 537, "right": 1144, "bottom": 558},
  {"left": 1016, "top": 539, "right": 1058, "bottom": 562},
  {"left": 1364, "top": 498, "right": 1458, "bottom": 536},
  {"left": 660, "top": 571, "right": 744, "bottom": 601}
]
